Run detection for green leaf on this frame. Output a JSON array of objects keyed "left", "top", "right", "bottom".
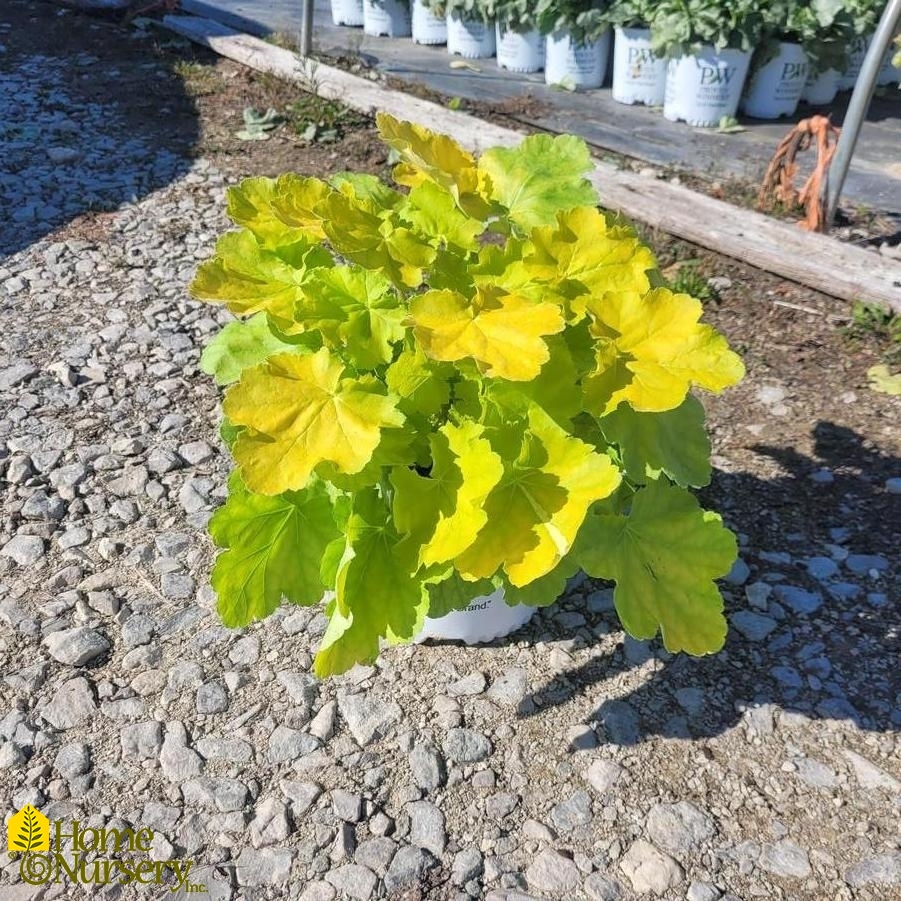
[
  {"left": 478, "top": 134, "right": 598, "bottom": 231},
  {"left": 576, "top": 480, "right": 736, "bottom": 654},
  {"left": 385, "top": 343, "right": 452, "bottom": 419},
  {"left": 200, "top": 313, "right": 310, "bottom": 385},
  {"left": 501, "top": 552, "right": 580, "bottom": 607},
  {"left": 599, "top": 395, "right": 712, "bottom": 487},
  {"left": 401, "top": 180, "right": 484, "bottom": 252},
  {"left": 426, "top": 570, "right": 499, "bottom": 618},
  {"left": 209, "top": 473, "right": 344, "bottom": 626},
  {"left": 298, "top": 267, "right": 407, "bottom": 368},
  {"left": 314, "top": 489, "right": 429, "bottom": 676}
]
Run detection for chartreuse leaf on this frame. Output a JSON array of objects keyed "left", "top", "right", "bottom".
[
  {"left": 392, "top": 419, "right": 504, "bottom": 566},
  {"left": 385, "top": 343, "right": 452, "bottom": 419},
  {"left": 400, "top": 181, "right": 484, "bottom": 252},
  {"left": 226, "top": 174, "right": 331, "bottom": 246},
  {"left": 523, "top": 207, "right": 657, "bottom": 316},
  {"left": 298, "top": 267, "right": 406, "bottom": 368},
  {"left": 376, "top": 112, "right": 494, "bottom": 220},
  {"left": 577, "top": 480, "right": 736, "bottom": 654},
  {"left": 200, "top": 313, "right": 310, "bottom": 385},
  {"left": 409, "top": 286, "right": 566, "bottom": 381},
  {"left": 224, "top": 348, "right": 405, "bottom": 495},
  {"left": 209, "top": 472, "right": 344, "bottom": 626},
  {"left": 320, "top": 190, "right": 436, "bottom": 288},
  {"left": 456, "top": 406, "right": 621, "bottom": 586},
  {"left": 502, "top": 552, "right": 581, "bottom": 608},
  {"left": 600, "top": 395, "right": 712, "bottom": 488},
  {"left": 583, "top": 288, "right": 745, "bottom": 415},
  {"left": 190, "top": 230, "right": 332, "bottom": 332},
  {"left": 330, "top": 172, "right": 404, "bottom": 210},
  {"left": 314, "top": 489, "right": 428, "bottom": 676},
  {"left": 478, "top": 134, "right": 597, "bottom": 231}
]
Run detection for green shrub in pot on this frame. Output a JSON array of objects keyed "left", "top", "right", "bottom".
[
  {"left": 649, "top": 0, "right": 767, "bottom": 56},
  {"left": 422, "top": 0, "right": 492, "bottom": 22},
  {"left": 191, "top": 114, "right": 745, "bottom": 677},
  {"left": 536, "top": 0, "right": 608, "bottom": 46},
  {"left": 603, "top": 0, "right": 657, "bottom": 30},
  {"left": 485, "top": 0, "right": 539, "bottom": 32}
]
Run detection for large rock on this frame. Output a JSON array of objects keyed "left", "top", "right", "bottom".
[
  {"left": 44, "top": 627, "right": 109, "bottom": 666},
  {"left": 646, "top": 801, "right": 715, "bottom": 854},
  {"left": 619, "top": 840, "right": 684, "bottom": 894},
  {"left": 42, "top": 677, "right": 97, "bottom": 729},
  {"left": 337, "top": 693, "right": 401, "bottom": 747},
  {"left": 525, "top": 849, "right": 581, "bottom": 894}
]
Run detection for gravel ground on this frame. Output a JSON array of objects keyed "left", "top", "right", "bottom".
[{"left": 1, "top": 5, "right": 900, "bottom": 901}]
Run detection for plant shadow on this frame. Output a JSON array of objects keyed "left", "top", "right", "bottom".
[
  {"left": 516, "top": 421, "right": 900, "bottom": 745},
  {"left": 0, "top": 1, "right": 199, "bottom": 260}
]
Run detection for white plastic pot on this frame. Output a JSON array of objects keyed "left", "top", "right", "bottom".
[
  {"left": 363, "top": 0, "right": 412, "bottom": 37},
  {"left": 331, "top": 0, "right": 364, "bottom": 27},
  {"left": 801, "top": 67, "right": 840, "bottom": 106},
  {"left": 545, "top": 29, "right": 611, "bottom": 90},
  {"left": 742, "top": 42, "right": 808, "bottom": 119},
  {"left": 611, "top": 26, "right": 667, "bottom": 105},
  {"left": 838, "top": 33, "right": 871, "bottom": 90},
  {"left": 412, "top": 0, "right": 446, "bottom": 45},
  {"left": 664, "top": 46, "right": 752, "bottom": 127},
  {"left": 877, "top": 41, "right": 901, "bottom": 85},
  {"left": 415, "top": 586, "right": 536, "bottom": 644},
  {"left": 496, "top": 21, "right": 545, "bottom": 73},
  {"left": 446, "top": 12, "right": 496, "bottom": 58}
]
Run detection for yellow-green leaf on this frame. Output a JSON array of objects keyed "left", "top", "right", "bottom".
[
  {"left": 583, "top": 288, "right": 745, "bottom": 415},
  {"left": 224, "top": 349, "right": 405, "bottom": 495},
  {"left": 576, "top": 480, "right": 736, "bottom": 654},
  {"left": 456, "top": 406, "right": 621, "bottom": 586},
  {"left": 409, "top": 287, "right": 565, "bottom": 381}
]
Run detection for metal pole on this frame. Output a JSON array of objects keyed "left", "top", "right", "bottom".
[
  {"left": 824, "top": 0, "right": 901, "bottom": 224},
  {"left": 300, "top": 0, "right": 314, "bottom": 56}
]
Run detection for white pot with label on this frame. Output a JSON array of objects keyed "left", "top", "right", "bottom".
[
  {"left": 545, "top": 28, "right": 611, "bottom": 90},
  {"left": 363, "top": 0, "right": 412, "bottom": 37},
  {"left": 838, "top": 33, "right": 871, "bottom": 90},
  {"left": 446, "top": 12, "right": 496, "bottom": 58},
  {"left": 742, "top": 42, "right": 808, "bottom": 118},
  {"left": 496, "top": 21, "right": 545, "bottom": 73},
  {"left": 331, "top": 0, "right": 365, "bottom": 26},
  {"left": 664, "top": 46, "right": 752, "bottom": 127},
  {"left": 412, "top": 0, "right": 447, "bottom": 44},
  {"left": 801, "top": 67, "right": 840, "bottom": 105},
  {"left": 877, "top": 40, "right": 901, "bottom": 85},
  {"left": 611, "top": 26, "right": 667, "bottom": 105},
  {"left": 415, "top": 586, "right": 537, "bottom": 644}
]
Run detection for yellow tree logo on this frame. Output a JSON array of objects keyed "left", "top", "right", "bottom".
[{"left": 7, "top": 805, "right": 50, "bottom": 853}]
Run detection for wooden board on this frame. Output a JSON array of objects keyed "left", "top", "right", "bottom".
[{"left": 162, "top": 14, "right": 901, "bottom": 312}]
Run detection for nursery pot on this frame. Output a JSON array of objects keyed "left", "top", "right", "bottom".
[
  {"left": 446, "top": 11, "right": 496, "bottom": 58},
  {"left": 331, "top": 0, "right": 364, "bottom": 27},
  {"left": 412, "top": 0, "right": 446, "bottom": 44},
  {"left": 496, "top": 21, "right": 545, "bottom": 73},
  {"left": 415, "top": 586, "right": 536, "bottom": 644},
  {"left": 801, "top": 67, "right": 840, "bottom": 105},
  {"left": 664, "top": 46, "right": 752, "bottom": 127},
  {"left": 545, "top": 28, "right": 611, "bottom": 90},
  {"left": 877, "top": 40, "right": 901, "bottom": 85},
  {"left": 838, "top": 33, "right": 871, "bottom": 90},
  {"left": 611, "top": 27, "right": 667, "bottom": 105},
  {"left": 363, "top": 0, "right": 412, "bottom": 37},
  {"left": 741, "top": 42, "right": 808, "bottom": 119}
]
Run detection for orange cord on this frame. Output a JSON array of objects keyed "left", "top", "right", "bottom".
[{"left": 757, "top": 116, "right": 842, "bottom": 232}]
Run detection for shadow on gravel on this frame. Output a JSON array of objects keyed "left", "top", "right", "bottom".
[
  {"left": 0, "top": 0, "right": 199, "bottom": 259},
  {"left": 519, "top": 421, "right": 900, "bottom": 744}
]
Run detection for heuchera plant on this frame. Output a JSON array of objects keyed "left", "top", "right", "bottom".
[
  {"left": 191, "top": 114, "right": 745, "bottom": 678},
  {"left": 423, "top": 0, "right": 492, "bottom": 22},
  {"left": 536, "top": 0, "right": 609, "bottom": 45},
  {"left": 649, "top": 0, "right": 768, "bottom": 56}
]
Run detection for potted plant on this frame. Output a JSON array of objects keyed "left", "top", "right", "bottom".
[
  {"left": 837, "top": 0, "right": 882, "bottom": 89},
  {"left": 800, "top": 2, "right": 856, "bottom": 105},
  {"left": 444, "top": 0, "right": 497, "bottom": 57},
  {"left": 191, "top": 114, "right": 745, "bottom": 677},
  {"left": 605, "top": 0, "right": 668, "bottom": 104},
  {"left": 488, "top": 0, "right": 545, "bottom": 71},
  {"left": 741, "top": 0, "right": 811, "bottom": 119},
  {"left": 652, "top": 0, "right": 765, "bottom": 127},
  {"left": 413, "top": 0, "right": 448, "bottom": 44},
  {"left": 363, "top": 0, "right": 412, "bottom": 37},
  {"left": 537, "top": 0, "right": 612, "bottom": 90},
  {"left": 331, "top": 0, "right": 365, "bottom": 27}
]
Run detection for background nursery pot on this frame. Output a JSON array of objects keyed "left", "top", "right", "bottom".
[
  {"left": 496, "top": 20, "right": 545, "bottom": 71},
  {"left": 447, "top": 10, "right": 497, "bottom": 56},
  {"left": 331, "top": 0, "right": 365, "bottom": 26},
  {"left": 415, "top": 587, "right": 536, "bottom": 643},
  {"left": 664, "top": 47, "right": 751, "bottom": 126},
  {"left": 364, "top": 0, "right": 412, "bottom": 37},
  {"left": 545, "top": 29, "right": 610, "bottom": 90},
  {"left": 611, "top": 27, "right": 666, "bottom": 104},
  {"left": 742, "top": 42, "right": 808, "bottom": 118},
  {"left": 413, "top": 0, "right": 448, "bottom": 43},
  {"left": 191, "top": 115, "right": 744, "bottom": 678},
  {"left": 801, "top": 67, "right": 840, "bottom": 105}
]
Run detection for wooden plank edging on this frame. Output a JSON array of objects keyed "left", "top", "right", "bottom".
[{"left": 162, "top": 14, "right": 901, "bottom": 313}]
